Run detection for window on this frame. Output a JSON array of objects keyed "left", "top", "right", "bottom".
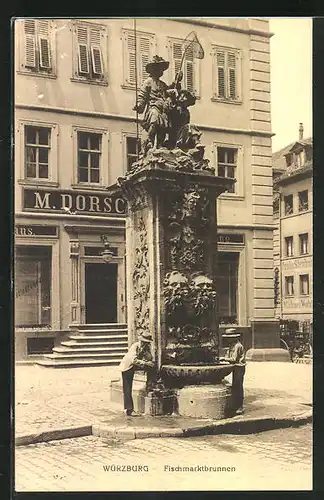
[
  {"left": 24, "top": 125, "right": 51, "bottom": 179},
  {"left": 285, "top": 276, "right": 294, "bottom": 297},
  {"left": 21, "top": 19, "right": 54, "bottom": 75},
  {"left": 73, "top": 22, "right": 106, "bottom": 83},
  {"left": 296, "top": 150, "right": 305, "bottom": 167},
  {"left": 285, "top": 236, "right": 294, "bottom": 257},
  {"left": 15, "top": 246, "right": 52, "bottom": 327},
  {"left": 77, "top": 131, "right": 102, "bottom": 184},
  {"left": 298, "top": 190, "right": 309, "bottom": 212},
  {"left": 273, "top": 198, "right": 279, "bottom": 219},
  {"left": 284, "top": 195, "right": 293, "bottom": 215},
  {"left": 299, "top": 233, "right": 309, "bottom": 255},
  {"left": 213, "top": 47, "right": 241, "bottom": 102},
  {"left": 123, "top": 29, "right": 154, "bottom": 88},
  {"left": 285, "top": 153, "right": 293, "bottom": 167},
  {"left": 300, "top": 274, "right": 310, "bottom": 296},
  {"left": 169, "top": 39, "right": 198, "bottom": 94},
  {"left": 217, "top": 147, "right": 237, "bottom": 193},
  {"left": 126, "top": 136, "right": 141, "bottom": 171},
  {"left": 217, "top": 252, "right": 239, "bottom": 324}
]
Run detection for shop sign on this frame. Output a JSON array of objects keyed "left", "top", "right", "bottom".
[
  {"left": 23, "top": 188, "right": 126, "bottom": 216},
  {"left": 283, "top": 297, "right": 312, "bottom": 309},
  {"left": 15, "top": 225, "right": 58, "bottom": 237},
  {"left": 217, "top": 233, "right": 244, "bottom": 244},
  {"left": 282, "top": 257, "right": 312, "bottom": 270}
]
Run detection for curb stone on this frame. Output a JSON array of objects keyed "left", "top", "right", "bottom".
[
  {"left": 15, "top": 425, "right": 92, "bottom": 446},
  {"left": 15, "top": 410, "right": 312, "bottom": 446}
]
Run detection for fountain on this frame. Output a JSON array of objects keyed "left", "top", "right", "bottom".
[{"left": 113, "top": 52, "right": 235, "bottom": 419}]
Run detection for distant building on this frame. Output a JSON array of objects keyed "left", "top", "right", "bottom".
[
  {"left": 14, "top": 17, "right": 280, "bottom": 364},
  {"left": 273, "top": 124, "right": 313, "bottom": 330}
]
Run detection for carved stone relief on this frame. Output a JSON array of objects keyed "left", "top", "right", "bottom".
[{"left": 132, "top": 217, "right": 150, "bottom": 337}]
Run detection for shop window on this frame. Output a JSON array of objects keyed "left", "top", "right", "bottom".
[
  {"left": 298, "top": 190, "right": 309, "bottom": 212},
  {"left": 299, "top": 233, "right": 309, "bottom": 255},
  {"left": 15, "top": 246, "right": 52, "bottom": 327},
  {"left": 77, "top": 131, "right": 102, "bottom": 184},
  {"left": 285, "top": 236, "right": 294, "bottom": 257},
  {"left": 122, "top": 29, "right": 155, "bottom": 88},
  {"left": 24, "top": 125, "right": 51, "bottom": 180},
  {"left": 73, "top": 22, "right": 107, "bottom": 84},
  {"left": 27, "top": 337, "right": 54, "bottom": 355},
  {"left": 300, "top": 274, "right": 310, "bottom": 296},
  {"left": 21, "top": 19, "right": 54, "bottom": 75},
  {"left": 212, "top": 47, "right": 241, "bottom": 102},
  {"left": 126, "top": 136, "right": 141, "bottom": 171},
  {"left": 217, "top": 252, "right": 239, "bottom": 324},
  {"left": 284, "top": 194, "right": 293, "bottom": 215},
  {"left": 217, "top": 147, "right": 237, "bottom": 193},
  {"left": 285, "top": 276, "right": 294, "bottom": 297}
]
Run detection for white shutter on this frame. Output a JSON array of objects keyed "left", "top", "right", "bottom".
[
  {"left": 126, "top": 31, "right": 136, "bottom": 85},
  {"left": 90, "top": 27, "right": 103, "bottom": 75},
  {"left": 172, "top": 41, "right": 182, "bottom": 80},
  {"left": 216, "top": 50, "right": 226, "bottom": 98},
  {"left": 38, "top": 20, "right": 51, "bottom": 69},
  {"left": 24, "top": 20, "right": 36, "bottom": 68},
  {"left": 227, "top": 52, "right": 236, "bottom": 99},
  {"left": 139, "top": 36, "right": 150, "bottom": 83},
  {"left": 77, "top": 25, "right": 90, "bottom": 74}
]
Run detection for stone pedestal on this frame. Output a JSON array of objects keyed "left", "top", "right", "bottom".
[
  {"left": 110, "top": 372, "right": 147, "bottom": 414},
  {"left": 177, "top": 383, "right": 231, "bottom": 419},
  {"left": 246, "top": 318, "right": 291, "bottom": 362}
]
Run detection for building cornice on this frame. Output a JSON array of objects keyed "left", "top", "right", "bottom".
[
  {"left": 15, "top": 103, "right": 274, "bottom": 138},
  {"left": 166, "top": 17, "right": 274, "bottom": 38},
  {"left": 15, "top": 212, "right": 126, "bottom": 224}
]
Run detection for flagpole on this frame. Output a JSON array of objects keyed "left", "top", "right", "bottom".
[{"left": 134, "top": 18, "right": 139, "bottom": 161}]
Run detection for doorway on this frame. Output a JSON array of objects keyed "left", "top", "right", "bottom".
[{"left": 85, "top": 263, "right": 117, "bottom": 323}]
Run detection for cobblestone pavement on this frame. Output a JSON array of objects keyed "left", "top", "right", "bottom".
[
  {"left": 15, "top": 424, "right": 312, "bottom": 492},
  {"left": 15, "top": 362, "right": 312, "bottom": 436}
]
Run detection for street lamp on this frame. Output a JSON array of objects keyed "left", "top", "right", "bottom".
[{"left": 101, "top": 235, "right": 115, "bottom": 263}]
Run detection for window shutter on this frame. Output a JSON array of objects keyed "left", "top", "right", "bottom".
[
  {"left": 139, "top": 36, "right": 151, "bottom": 83},
  {"left": 185, "top": 60, "right": 194, "bottom": 93},
  {"left": 227, "top": 52, "right": 236, "bottom": 99},
  {"left": 90, "top": 27, "right": 103, "bottom": 75},
  {"left": 216, "top": 50, "right": 225, "bottom": 98},
  {"left": 126, "top": 32, "right": 136, "bottom": 85},
  {"left": 38, "top": 20, "right": 51, "bottom": 69},
  {"left": 24, "top": 20, "right": 36, "bottom": 68},
  {"left": 77, "top": 25, "right": 90, "bottom": 74},
  {"left": 172, "top": 42, "right": 183, "bottom": 80}
]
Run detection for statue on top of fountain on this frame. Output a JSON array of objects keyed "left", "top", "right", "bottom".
[{"left": 131, "top": 55, "right": 213, "bottom": 174}]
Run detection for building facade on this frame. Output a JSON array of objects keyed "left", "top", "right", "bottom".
[
  {"left": 273, "top": 126, "right": 313, "bottom": 328},
  {"left": 14, "top": 17, "right": 278, "bottom": 363}
]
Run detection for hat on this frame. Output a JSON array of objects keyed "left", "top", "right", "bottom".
[
  {"left": 139, "top": 333, "right": 153, "bottom": 342},
  {"left": 179, "top": 89, "right": 196, "bottom": 107},
  {"left": 222, "top": 328, "right": 241, "bottom": 339},
  {"left": 146, "top": 55, "right": 169, "bottom": 74}
]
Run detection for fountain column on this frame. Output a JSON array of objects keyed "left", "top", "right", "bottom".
[{"left": 119, "top": 150, "right": 235, "bottom": 417}]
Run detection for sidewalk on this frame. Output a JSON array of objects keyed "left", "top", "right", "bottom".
[{"left": 15, "top": 361, "right": 312, "bottom": 444}]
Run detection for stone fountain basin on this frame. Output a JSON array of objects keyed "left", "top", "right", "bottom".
[{"left": 160, "top": 363, "right": 234, "bottom": 388}]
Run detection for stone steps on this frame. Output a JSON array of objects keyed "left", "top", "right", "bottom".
[
  {"left": 36, "top": 323, "right": 128, "bottom": 368},
  {"left": 53, "top": 345, "right": 127, "bottom": 354}
]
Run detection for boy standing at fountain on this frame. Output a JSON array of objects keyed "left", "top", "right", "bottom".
[{"left": 223, "top": 328, "right": 246, "bottom": 415}]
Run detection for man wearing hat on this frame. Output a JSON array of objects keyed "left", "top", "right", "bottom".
[
  {"left": 133, "top": 55, "right": 179, "bottom": 151},
  {"left": 119, "top": 332, "right": 155, "bottom": 416},
  {"left": 222, "top": 328, "right": 246, "bottom": 415}
]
